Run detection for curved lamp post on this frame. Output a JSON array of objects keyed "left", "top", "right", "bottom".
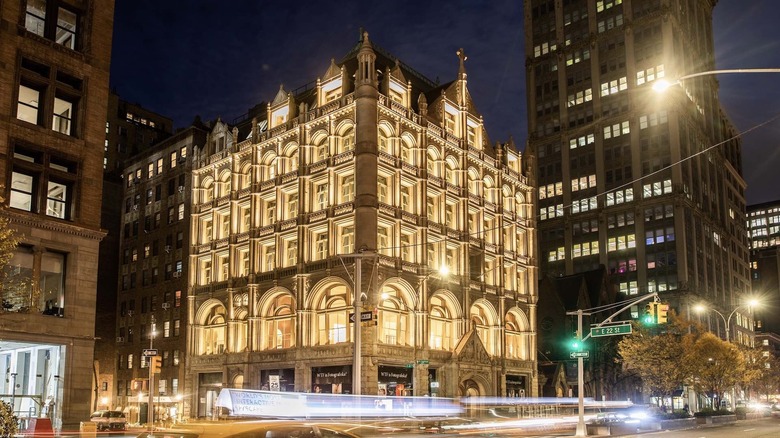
[
  {"left": 692, "top": 298, "right": 759, "bottom": 343},
  {"left": 693, "top": 299, "right": 759, "bottom": 410},
  {"left": 653, "top": 68, "right": 780, "bottom": 92}
]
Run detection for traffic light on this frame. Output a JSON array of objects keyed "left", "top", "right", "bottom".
[
  {"left": 570, "top": 331, "right": 583, "bottom": 351},
  {"left": 643, "top": 302, "right": 658, "bottom": 324},
  {"left": 150, "top": 355, "right": 161, "bottom": 374},
  {"left": 657, "top": 304, "right": 670, "bottom": 324}
]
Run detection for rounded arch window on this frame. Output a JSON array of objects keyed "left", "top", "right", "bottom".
[
  {"left": 201, "top": 304, "right": 226, "bottom": 355},
  {"left": 263, "top": 294, "right": 296, "bottom": 349},
  {"left": 314, "top": 285, "right": 350, "bottom": 345}
]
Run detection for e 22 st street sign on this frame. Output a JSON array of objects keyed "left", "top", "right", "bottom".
[{"left": 590, "top": 324, "right": 632, "bottom": 337}]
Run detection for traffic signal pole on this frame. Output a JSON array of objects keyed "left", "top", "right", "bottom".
[
  {"left": 576, "top": 309, "right": 585, "bottom": 437},
  {"left": 568, "top": 293, "right": 659, "bottom": 436}
]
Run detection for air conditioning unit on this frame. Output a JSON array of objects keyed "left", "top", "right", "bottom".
[
  {"left": 164, "top": 245, "right": 172, "bottom": 253},
  {"left": 133, "top": 178, "right": 140, "bottom": 184},
  {"left": 132, "top": 205, "right": 138, "bottom": 211},
  {"left": 127, "top": 310, "right": 133, "bottom": 316},
  {"left": 172, "top": 271, "right": 182, "bottom": 278},
  {"left": 178, "top": 186, "right": 185, "bottom": 193},
  {"left": 178, "top": 156, "right": 186, "bottom": 164},
  {"left": 116, "top": 337, "right": 124, "bottom": 343},
  {"left": 161, "top": 303, "right": 171, "bottom": 310}
]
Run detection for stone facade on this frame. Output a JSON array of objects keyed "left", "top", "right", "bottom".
[
  {"left": 186, "top": 34, "right": 538, "bottom": 420},
  {"left": 0, "top": 0, "right": 114, "bottom": 429}
]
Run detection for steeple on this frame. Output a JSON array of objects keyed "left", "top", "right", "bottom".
[{"left": 457, "top": 48, "right": 467, "bottom": 80}]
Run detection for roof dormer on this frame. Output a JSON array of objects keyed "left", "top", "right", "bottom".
[
  {"left": 386, "top": 60, "right": 410, "bottom": 108},
  {"left": 268, "top": 84, "right": 292, "bottom": 129},
  {"left": 318, "top": 59, "right": 345, "bottom": 106}
]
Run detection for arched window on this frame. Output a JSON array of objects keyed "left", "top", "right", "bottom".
[
  {"left": 377, "top": 289, "right": 411, "bottom": 346},
  {"left": 483, "top": 177, "right": 496, "bottom": 204},
  {"left": 263, "top": 294, "right": 296, "bottom": 349},
  {"left": 429, "top": 295, "right": 457, "bottom": 351},
  {"left": 515, "top": 193, "right": 527, "bottom": 219},
  {"left": 400, "top": 134, "right": 414, "bottom": 163},
  {"left": 505, "top": 310, "right": 529, "bottom": 360},
  {"left": 282, "top": 142, "right": 299, "bottom": 174},
  {"left": 445, "top": 157, "right": 460, "bottom": 185},
  {"left": 427, "top": 149, "right": 440, "bottom": 177},
  {"left": 315, "top": 285, "right": 350, "bottom": 345},
  {"left": 467, "top": 168, "right": 480, "bottom": 195},
  {"left": 216, "top": 170, "right": 231, "bottom": 198},
  {"left": 201, "top": 178, "right": 214, "bottom": 204},
  {"left": 239, "top": 162, "right": 252, "bottom": 190},
  {"left": 378, "top": 124, "right": 393, "bottom": 155},
  {"left": 268, "top": 157, "right": 278, "bottom": 180},
  {"left": 201, "top": 305, "right": 226, "bottom": 355},
  {"left": 470, "top": 302, "right": 497, "bottom": 356},
  {"left": 337, "top": 125, "right": 355, "bottom": 154},
  {"left": 502, "top": 186, "right": 514, "bottom": 212},
  {"left": 312, "top": 131, "right": 329, "bottom": 162}
]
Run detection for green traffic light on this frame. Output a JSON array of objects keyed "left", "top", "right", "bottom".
[
  {"left": 572, "top": 341, "right": 580, "bottom": 349},
  {"left": 643, "top": 314, "right": 655, "bottom": 324}
]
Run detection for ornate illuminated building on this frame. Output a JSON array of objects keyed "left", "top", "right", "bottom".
[
  {"left": 186, "top": 33, "right": 537, "bottom": 417},
  {"left": 525, "top": 0, "right": 752, "bottom": 345}
]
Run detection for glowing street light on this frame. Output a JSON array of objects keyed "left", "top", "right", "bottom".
[
  {"left": 652, "top": 68, "right": 780, "bottom": 92},
  {"left": 693, "top": 299, "right": 760, "bottom": 342}
]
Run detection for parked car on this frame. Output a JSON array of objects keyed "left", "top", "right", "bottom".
[{"left": 89, "top": 410, "right": 127, "bottom": 431}]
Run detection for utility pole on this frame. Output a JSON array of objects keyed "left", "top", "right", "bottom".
[
  {"left": 339, "top": 251, "right": 376, "bottom": 395},
  {"left": 148, "top": 321, "right": 155, "bottom": 433},
  {"left": 567, "top": 293, "right": 658, "bottom": 437}
]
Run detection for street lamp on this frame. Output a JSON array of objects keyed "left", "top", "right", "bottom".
[
  {"left": 693, "top": 299, "right": 759, "bottom": 343},
  {"left": 652, "top": 68, "right": 780, "bottom": 92}
]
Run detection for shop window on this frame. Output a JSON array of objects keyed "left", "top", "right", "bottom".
[
  {"left": 263, "top": 295, "right": 295, "bottom": 349},
  {"left": 315, "top": 287, "right": 349, "bottom": 345}
]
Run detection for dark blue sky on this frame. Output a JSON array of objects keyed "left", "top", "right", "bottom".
[{"left": 111, "top": 0, "right": 780, "bottom": 205}]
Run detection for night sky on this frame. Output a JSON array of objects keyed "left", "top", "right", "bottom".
[{"left": 110, "top": 0, "right": 780, "bottom": 205}]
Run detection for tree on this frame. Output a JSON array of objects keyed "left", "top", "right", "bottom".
[
  {"left": 0, "top": 191, "right": 22, "bottom": 311},
  {"left": 750, "top": 350, "right": 780, "bottom": 402},
  {"left": 617, "top": 312, "right": 697, "bottom": 409},
  {"left": 685, "top": 332, "right": 745, "bottom": 410},
  {"left": 0, "top": 400, "right": 18, "bottom": 437}
]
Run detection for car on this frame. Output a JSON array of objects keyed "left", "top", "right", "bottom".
[
  {"left": 135, "top": 420, "right": 361, "bottom": 438},
  {"left": 90, "top": 410, "right": 127, "bottom": 431}
]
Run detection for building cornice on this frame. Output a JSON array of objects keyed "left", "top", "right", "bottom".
[{"left": 4, "top": 210, "right": 106, "bottom": 242}]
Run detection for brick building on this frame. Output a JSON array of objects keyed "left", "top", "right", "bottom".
[{"left": 0, "top": 0, "right": 114, "bottom": 429}]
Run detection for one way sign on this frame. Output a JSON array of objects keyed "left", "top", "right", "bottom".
[{"left": 349, "top": 311, "right": 373, "bottom": 323}]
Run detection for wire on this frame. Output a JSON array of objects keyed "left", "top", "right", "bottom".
[{"left": 368, "top": 110, "right": 780, "bottom": 254}]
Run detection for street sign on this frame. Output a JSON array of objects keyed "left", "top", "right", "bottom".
[
  {"left": 349, "top": 311, "right": 374, "bottom": 323},
  {"left": 590, "top": 324, "right": 632, "bottom": 337},
  {"left": 570, "top": 351, "right": 590, "bottom": 359},
  {"left": 404, "top": 363, "right": 415, "bottom": 369},
  {"left": 416, "top": 359, "right": 429, "bottom": 365},
  {"left": 142, "top": 349, "right": 158, "bottom": 357}
]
